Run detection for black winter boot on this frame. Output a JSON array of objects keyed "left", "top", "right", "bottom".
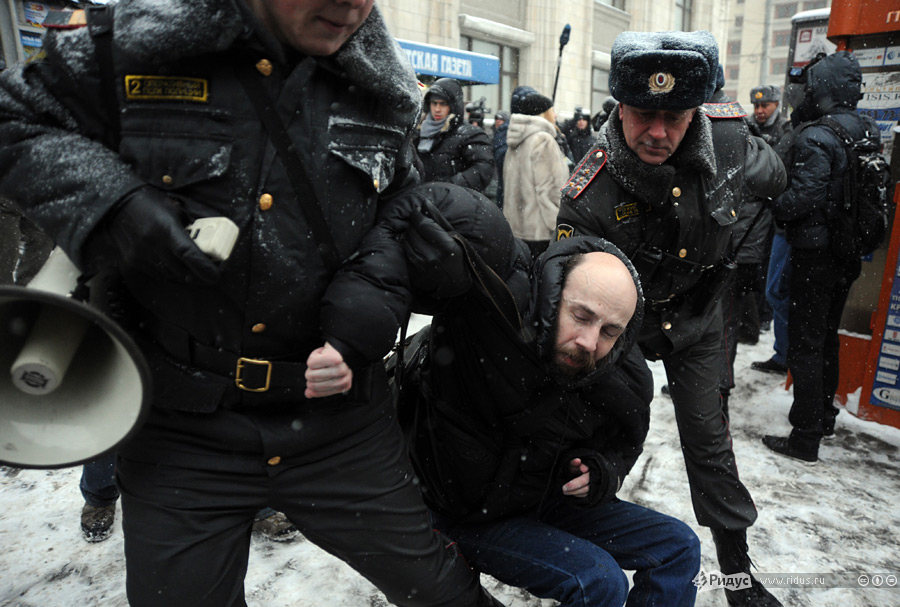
[
  {"left": 711, "top": 529, "right": 783, "bottom": 606},
  {"left": 81, "top": 502, "right": 116, "bottom": 543}
]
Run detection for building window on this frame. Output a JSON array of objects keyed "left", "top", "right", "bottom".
[
  {"left": 803, "top": 0, "right": 826, "bottom": 9},
  {"left": 773, "top": 30, "right": 792, "bottom": 47},
  {"left": 726, "top": 66, "right": 740, "bottom": 80},
  {"left": 771, "top": 59, "right": 788, "bottom": 77},
  {"left": 735, "top": 15, "right": 744, "bottom": 27},
  {"left": 596, "top": 0, "right": 627, "bottom": 9},
  {"left": 728, "top": 41, "right": 741, "bottom": 56},
  {"left": 674, "top": 0, "right": 693, "bottom": 30},
  {"left": 459, "top": 36, "right": 519, "bottom": 114},
  {"left": 591, "top": 67, "right": 610, "bottom": 115},
  {"left": 775, "top": 3, "right": 798, "bottom": 19}
]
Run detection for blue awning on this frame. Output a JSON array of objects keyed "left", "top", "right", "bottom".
[{"left": 396, "top": 39, "right": 500, "bottom": 84}]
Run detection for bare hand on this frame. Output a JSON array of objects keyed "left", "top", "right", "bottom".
[
  {"left": 562, "top": 458, "right": 591, "bottom": 498},
  {"left": 305, "top": 342, "right": 353, "bottom": 398}
]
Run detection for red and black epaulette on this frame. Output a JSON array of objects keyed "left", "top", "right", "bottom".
[
  {"left": 701, "top": 101, "right": 747, "bottom": 119},
  {"left": 561, "top": 148, "right": 608, "bottom": 200},
  {"left": 43, "top": 10, "right": 87, "bottom": 29}
]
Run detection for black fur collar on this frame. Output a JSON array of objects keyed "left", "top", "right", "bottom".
[{"left": 600, "top": 109, "right": 716, "bottom": 207}]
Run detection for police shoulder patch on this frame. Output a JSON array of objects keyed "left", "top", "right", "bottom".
[
  {"left": 556, "top": 224, "right": 575, "bottom": 241},
  {"left": 43, "top": 10, "right": 87, "bottom": 29},
  {"left": 562, "top": 148, "right": 608, "bottom": 200},
  {"left": 701, "top": 101, "right": 747, "bottom": 119}
]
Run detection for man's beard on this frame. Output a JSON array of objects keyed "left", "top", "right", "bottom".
[{"left": 552, "top": 346, "right": 597, "bottom": 378}]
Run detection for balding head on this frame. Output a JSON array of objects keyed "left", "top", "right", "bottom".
[{"left": 551, "top": 252, "right": 637, "bottom": 377}]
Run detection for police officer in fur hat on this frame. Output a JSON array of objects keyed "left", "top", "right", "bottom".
[{"left": 556, "top": 30, "right": 787, "bottom": 607}]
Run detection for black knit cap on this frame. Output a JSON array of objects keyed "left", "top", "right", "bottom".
[
  {"left": 609, "top": 30, "right": 719, "bottom": 110},
  {"left": 511, "top": 85, "right": 552, "bottom": 115}
]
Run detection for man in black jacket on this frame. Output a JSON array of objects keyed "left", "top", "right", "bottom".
[
  {"left": 562, "top": 106, "right": 597, "bottom": 164},
  {"left": 0, "top": 2, "right": 502, "bottom": 606},
  {"left": 749, "top": 85, "right": 795, "bottom": 376},
  {"left": 555, "top": 31, "right": 786, "bottom": 607},
  {"left": 415, "top": 78, "right": 494, "bottom": 193},
  {"left": 764, "top": 52, "right": 875, "bottom": 463},
  {"left": 391, "top": 183, "right": 701, "bottom": 607}
]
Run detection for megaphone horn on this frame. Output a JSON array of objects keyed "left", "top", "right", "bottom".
[{"left": 0, "top": 248, "right": 151, "bottom": 469}]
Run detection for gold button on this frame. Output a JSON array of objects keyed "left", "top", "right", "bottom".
[
  {"left": 252, "top": 323, "right": 266, "bottom": 333},
  {"left": 595, "top": 151, "right": 603, "bottom": 159},
  {"left": 259, "top": 193, "right": 273, "bottom": 211},
  {"left": 162, "top": 175, "right": 173, "bottom": 186},
  {"left": 256, "top": 59, "right": 273, "bottom": 76},
  {"left": 678, "top": 248, "right": 687, "bottom": 258},
  {"left": 672, "top": 187, "right": 682, "bottom": 197},
  {"left": 731, "top": 209, "right": 737, "bottom": 217},
  {"left": 373, "top": 178, "right": 379, "bottom": 190},
  {"left": 267, "top": 456, "right": 281, "bottom": 466},
  {"left": 663, "top": 322, "right": 672, "bottom": 330}
]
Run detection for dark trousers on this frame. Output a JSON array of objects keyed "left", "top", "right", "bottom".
[
  {"left": 117, "top": 399, "right": 487, "bottom": 607},
  {"left": 663, "top": 305, "right": 758, "bottom": 530},
  {"left": 787, "top": 248, "right": 861, "bottom": 452},
  {"left": 80, "top": 453, "right": 119, "bottom": 507},
  {"left": 720, "top": 264, "right": 761, "bottom": 394}
]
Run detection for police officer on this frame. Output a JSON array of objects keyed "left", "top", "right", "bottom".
[
  {"left": 556, "top": 31, "right": 786, "bottom": 607},
  {"left": 748, "top": 85, "right": 795, "bottom": 376},
  {"left": 0, "top": 1, "right": 502, "bottom": 606}
]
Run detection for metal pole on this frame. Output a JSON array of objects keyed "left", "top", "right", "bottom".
[{"left": 551, "top": 24, "right": 571, "bottom": 105}]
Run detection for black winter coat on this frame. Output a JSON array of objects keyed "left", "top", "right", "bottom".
[
  {"left": 390, "top": 184, "right": 653, "bottom": 523},
  {"left": 0, "top": 1, "right": 421, "bottom": 410},
  {"left": 562, "top": 120, "right": 597, "bottom": 165},
  {"left": 774, "top": 51, "right": 878, "bottom": 251},
  {"left": 415, "top": 78, "right": 493, "bottom": 192},
  {"left": 732, "top": 112, "right": 792, "bottom": 264}
]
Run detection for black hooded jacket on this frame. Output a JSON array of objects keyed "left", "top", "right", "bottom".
[
  {"left": 390, "top": 183, "right": 652, "bottom": 523},
  {"left": 774, "top": 51, "right": 878, "bottom": 251},
  {"left": 415, "top": 78, "right": 494, "bottom": 192}
]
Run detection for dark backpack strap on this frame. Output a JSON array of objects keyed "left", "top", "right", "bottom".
[
  {"left": 817, "top": 116, "right": 858, "bottom": 212},
  {"left": 85, "top": 5, "right": 120, "bottom": 150},
  {"left": 234, "top": 63, "right": 343, "bottom": 273}
]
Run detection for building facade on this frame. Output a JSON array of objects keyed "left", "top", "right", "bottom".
[
  {"left": 723, "top": 0, "right": 832, "bottom": 107},
  {"left": 380, "top": 0, "right": 730, "bottom": 119}
]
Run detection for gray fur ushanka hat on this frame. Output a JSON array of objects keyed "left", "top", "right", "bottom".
[
  {"left": 609, "top": 30, "right": 719, "bottom": 110},
  {"left": 750, "top": 85, "right": 781, "bottom": 104}
]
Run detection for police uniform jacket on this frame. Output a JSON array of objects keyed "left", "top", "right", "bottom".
[
  {"left": 390, "top": 184, "right": 652, "bottom": 523},
  {"left": 557, "top": 104, "right": 786, "bottom": 358},
  {"left": 0, "top": 0, "right": 422, "bottom": 411}
]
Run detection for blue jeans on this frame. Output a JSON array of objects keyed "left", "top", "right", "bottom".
[
  {"left": 434, "top": 498, "right": 700, "bottom": 607},
  {"left": 80, "top": 453, "right": 119, "bottom": 507},
  {"left": 765, "top": 233, "right": 791, "bottom": 366}
]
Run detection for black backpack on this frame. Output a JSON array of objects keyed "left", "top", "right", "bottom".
[{"left": 818, "top": 115, "right": 892, "bottom": 260}]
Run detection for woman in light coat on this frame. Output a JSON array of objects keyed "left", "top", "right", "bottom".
[{"left": 502, "top": 91, "right": 571, "bottom": 259}]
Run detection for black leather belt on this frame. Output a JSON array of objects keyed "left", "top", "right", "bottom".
[{"left": 141, "top": 313, "right": 308, "bottom": 393}]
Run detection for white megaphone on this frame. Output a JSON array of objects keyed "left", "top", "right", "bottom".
[{"left": 0, "top": 247, "right": 151, "bottom": 469}]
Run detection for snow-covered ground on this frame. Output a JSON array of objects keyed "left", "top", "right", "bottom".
[{"left": 1, "top": 320, "right": 899, "bottom": 607}]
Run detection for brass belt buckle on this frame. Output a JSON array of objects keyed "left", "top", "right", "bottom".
[{"left": 235, "top": 357, "right": 272, "bottom": 392}]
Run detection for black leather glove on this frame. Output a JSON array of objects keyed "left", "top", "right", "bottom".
[
  {"left": 402, "top": 211, "right": 471, "bottom": 299},
  {"left": 96, "top": 188, "right": 221, "bottom": 284}
]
